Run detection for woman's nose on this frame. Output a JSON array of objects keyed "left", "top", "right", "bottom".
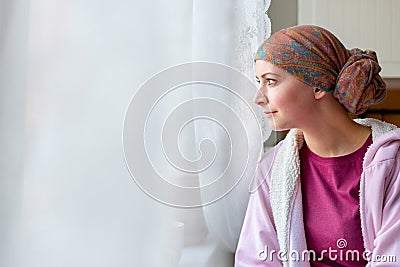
[{"left": 253, "top": 87, "right": 268, "bottom": 106}]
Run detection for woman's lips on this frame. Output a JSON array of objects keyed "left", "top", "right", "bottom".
[{"left": 263, "top": 111, "right": 277, "bottom": 118}]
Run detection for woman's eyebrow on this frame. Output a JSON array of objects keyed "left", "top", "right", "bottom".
[{"left": 255, "top": 72, "right": 281, "bottom": 79}]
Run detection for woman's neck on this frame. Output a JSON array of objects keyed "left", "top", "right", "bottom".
[{"left": 301, "top": 115, "right": 371, "bottom": 158}]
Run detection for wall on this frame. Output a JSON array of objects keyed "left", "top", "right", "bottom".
[{"left": 268, "top": 0, "right": 297, "bottom": 33}]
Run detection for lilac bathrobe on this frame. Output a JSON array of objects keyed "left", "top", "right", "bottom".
[{"left": 235, "top": 118, "right": 400, "bottom": 266}]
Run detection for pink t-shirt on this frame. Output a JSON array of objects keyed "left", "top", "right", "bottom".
[{"left": 300, "top": 135, "right": 372, "bottom": 266}]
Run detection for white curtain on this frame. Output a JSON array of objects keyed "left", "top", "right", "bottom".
[
  {"left": 0, "top": 0, "right": 270, "bottom": 266},
  {"left": 191, "top": 1, "right": 272, "bottom": 263}
]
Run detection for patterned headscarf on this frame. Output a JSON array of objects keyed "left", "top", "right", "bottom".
[{"left": 255, "top": 25, "right": 386, "bottom": 115}]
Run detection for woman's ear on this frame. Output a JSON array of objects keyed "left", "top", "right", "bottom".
[{"left": 313, "top": 87, "right": 326, "bottom": 100}]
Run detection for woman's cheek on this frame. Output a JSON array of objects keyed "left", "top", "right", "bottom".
[{"left": 271, "top": 91, "right": 291, "bottom": 110}]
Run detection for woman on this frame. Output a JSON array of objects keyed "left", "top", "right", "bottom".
[{"left": 235, "top": 25, "right": 400, "bottom": 266}]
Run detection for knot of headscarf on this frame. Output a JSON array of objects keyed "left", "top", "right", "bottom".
[
  {"left": 255, "top": 25, "right": 386, "bottom": 115},
  {"left": 334, "top": 48, "right": 386, "bottom": 114}
]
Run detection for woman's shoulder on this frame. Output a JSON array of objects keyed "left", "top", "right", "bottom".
[
  {"left": 250, "top": 141, "right": 284, "bottom": 192},
  {"left": 363, "top": 119, "right": 400, "bottom": 166},
  {"left": 258, "top": 128, "right": 303, "bottom": 171},
  {"left": 355, "top": 118, "right": 399, "bottom": 141}
]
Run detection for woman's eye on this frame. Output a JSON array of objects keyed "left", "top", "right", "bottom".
[
  {"left": 255, "top": 77, "right": 276, "bottom": 87},
  {"left": 265, "top": 79, "right": 276, "bottom": 86}
]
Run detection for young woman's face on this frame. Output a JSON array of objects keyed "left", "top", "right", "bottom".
[{"left": 254, "top": 60, "right": 316, "bottom": 131}]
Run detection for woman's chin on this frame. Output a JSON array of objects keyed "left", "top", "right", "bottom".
[{"left": 267, "top": 119, "right": 290, "bottom": 132}]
